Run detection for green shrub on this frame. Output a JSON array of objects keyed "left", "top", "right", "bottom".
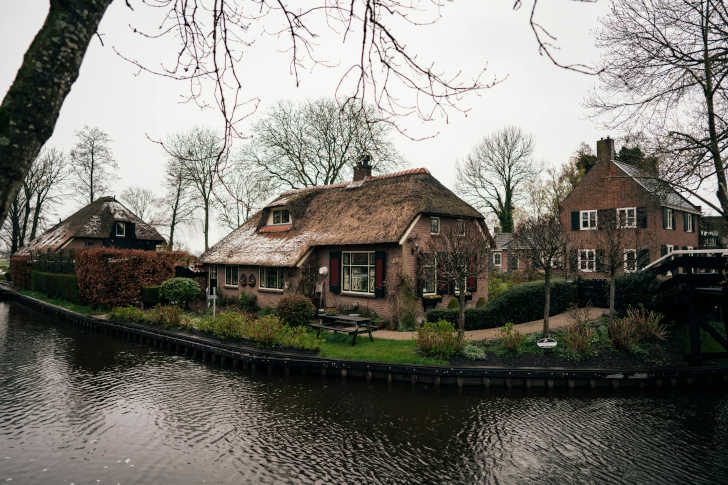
[
  {"left": 562, "top": 321, "right": 596, "bottom": 360},
  {"left": 416, "top": 320, "right": 461, "bottom": 359},
  {"left": 447, "top": 298, "right": 460, "bottom": 309},
  {"left": 141, "top": 286, "right": 160, "bottom": 307},
  {"left": 239, "top": 292, "right": 258, "bottom": 313},
  {"left": 608, "top": 317, "right": 638, "bottom": 351},
  {"left": 276, "top": 294, "right": 315, "bottom": 326},
  {"left": 197, "top": 312, "right": 246, "bottom": 338},
  {"left": 488, "top": 275, "right": 512, "bottom": 301},
  {"left": 31, "top": 271, "right": 81, "bottom": 303},
  {"left": 157, "top": 305, "right": 182, "bottom": 328},
  {"left": 609, "top": 306, "right": 666, "bottom": 352},
  {"left": 276, "top": 324, "right": 322, "bottom": 351},
  {"left": 500, "top": 322, "right": 525, "bottom": 353},
  {"left": 461, "top": 343, "right": 486, "bottom": 360},
  {"left": 111, "top": 306, "right": 146, "bottom": 323},
  {"left": 476, "top": 297, "right": 487, "bottom": 308},
  {"left": 245, "top": 314, "right": 282, "bottom": 346},
  {"left": 159, "top": 277, "right": 200, "bottom": 307}
]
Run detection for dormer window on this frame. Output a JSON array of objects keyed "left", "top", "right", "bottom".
[
  {"left": 115, "top": 222, "right": 126, "bottom": 237},
  {"left": 272, "top": 209, "right": 290, "bottom": 225}
]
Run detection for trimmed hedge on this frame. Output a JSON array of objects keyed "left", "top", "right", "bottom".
[
  {"left": 9, "top": 256, "right": 32, "bottom": 290},
  {"left": 427, "top": 279, "right": 577, "bottom": 330},
  {"left": 141, "top": 286, "right": 161, "bottom": 307},
  {"left": 31, "top": 271, "right": 81, "bottom": 303},
  {"left": 160, "top": 277, "right": 201, "bottom": 307}
]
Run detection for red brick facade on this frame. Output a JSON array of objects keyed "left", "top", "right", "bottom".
[{"left": 559, "top": 138, "right": 700, "bottom": 277}]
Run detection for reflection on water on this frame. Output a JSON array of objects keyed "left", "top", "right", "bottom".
[{"left": 1, "top": 301, "right": 727, "bottom": 484}]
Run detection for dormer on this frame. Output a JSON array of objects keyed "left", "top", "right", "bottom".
[{"left": 259, "top": 203, "right": 293, "bottom": 233}]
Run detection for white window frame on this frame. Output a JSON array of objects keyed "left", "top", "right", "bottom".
[
  {"left": 624, "top": 249, "right": 637, "bottom": 273},
  {"left": 422, "top": 253, "right": 437, "bottom": 295},
  {"left": 272, "top": 208, "right": 291, "bottom": 225},
  {"left": 686, "top": 213, "right": 694, "bottom": 232},
  {"left": 224, "top": 265, "right": 239, "bottom": 287},
  {"left": 430, "top": 217, "right": 440, "bottom": 234},
  {"left": 578, "top": 249, "right": 595, "bottom": 272},
  {"left": 580, "top": 210, "right": 597, "bottom": 230},
  {"left": 617, "top": 207, "right": 636, "bottom": 229},
  {"left": 259, "top": 267, "right": 284, "bottom": 291},
  {"left": 209, "top": 265, "right": 218, "bottom": 280},
  {"left": 493, "top": 252, "right": 502, "bottom": 267},
  {"left": 665, "top": 208, "right": 674, "bottom": 230},
  {"left": 342, "top": 251, "right": 375, "bottom": 295},
  {"left": 666, "top": 244, "right": 674, "bottom": 254},
  {"left": 115, "top": 222, "right": 126, "bottom": 237}
]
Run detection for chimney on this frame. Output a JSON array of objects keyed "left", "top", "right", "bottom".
[
  {"left": 596, "top": 137, "right": 615, "bottom": 165},
  {"left": 353, "top": 153, "right": 372, "bottom": 181}
]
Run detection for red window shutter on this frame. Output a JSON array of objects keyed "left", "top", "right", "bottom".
[
  {"left": 329, "top": 250, "right": 341, "bottom": 294},
  {"left": 467, "top": 256, "right": 477, "bottom": 292},
  {"left": 374, "top": 251, "right": 386, "bottom": 297}
]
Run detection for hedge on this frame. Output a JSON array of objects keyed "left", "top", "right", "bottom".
[
  {"left": 9, "top": 256, "right": 32, "bottom": 290},
  {"left": 31, "top": 271, "right": 81, "bottom": 303},
  {"left": 141, "top": 286, "right": 161, "bottom": 307}
]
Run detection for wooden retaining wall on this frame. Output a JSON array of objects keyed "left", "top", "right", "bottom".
[{"left": 2, "top": 285, "right": 728, "bottom": 391}]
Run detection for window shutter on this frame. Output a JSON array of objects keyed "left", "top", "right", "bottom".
[
  {"left": 416, "top": 253, "right": 424, "bottom": 297},
  {"left": 374, "top": 251, "right": 386, "bottom": 298},
  {"left": 467, "top": 256, "right": 477, "bottom": 292},
  {"left": 638, "top": 249, "right": 650, "bottom": 269},
  {"left": 596, "top": 249, "right": 605, "bottom": 273},
  {"left": 637, "top": 207, "right": 647, "bottom": 228},
  {"left": 329, "top": 250, "right": 341, "bottom": 294},
  {"left": 571, "top": 211, "right": 579, "bottom": 231},
  {"left": 662, "top": 208, "right": 668, "bottom": 229},
  {"left": 437, "top": 259, "right": 447, "bottom": 295},
  {"left": 660, "top": 245, "right": 667, "bottom": 257},
  {"left": 683, "top": 211, "right": 688, "bottom": 231},
  {"left": 130, "top": 222, "right": 137, "bottom": 239},
  {"left": 569, "top": 249, "right": 578, "bottom": 273},
  {"left": 671, "top": 210, "right": 676, "bottom": 230}
]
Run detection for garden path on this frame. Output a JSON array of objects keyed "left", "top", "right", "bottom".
[{"left": 374, "top": 307, "right": 606, "bottom": 342}]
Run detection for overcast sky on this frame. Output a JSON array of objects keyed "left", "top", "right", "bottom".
[{"left": 1, "top": 1, "right": 615, "bottom": 255}]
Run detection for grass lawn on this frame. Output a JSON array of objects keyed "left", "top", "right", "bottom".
[
  {"left": 318, "top": 333, "right": 448, "bottom": 365},
  {"left": 19, "top": 290, "right": 107, "bottom": 316}
]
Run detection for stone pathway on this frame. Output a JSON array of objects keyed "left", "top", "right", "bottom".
[{"left": 374, "top": 307, "right": 606, "bottom": 342}]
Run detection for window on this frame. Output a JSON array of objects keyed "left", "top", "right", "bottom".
[
  {"left": 456, "top": 219, "right": 465, "bottom": 236},
  {"left": 225, "top": 265, "right": 239, "bottom": 286},
  {"left": 686, "top": 213, "right": 694, "bottom": 232},
  {"left": 115, "top": 222, "right": 126, "bottom": 237},
  {"left": 624, "top": 249, "right": 637, "bottom": 273},
  {"left": 342, "top": 251, "right": 375, "bottom": 294},
  {"left": 493, "top": 252, "right": 502, "bottom": 266},
  {"left": 666, "top": 244, "right": 674, "bottom": 254},
  {"left": 422, "top": 253, "right": 437, "bottom": 295},
  {"left": 618, "top": 207, "right": 636, "bottom": 228},
  {"left": 430, "top": 217, "right": 440, "bottom": 234},
  {"left": 578, "top": 249, "right": 595, "bottom": 272},
  {"left": 259, "top": 267, "right": 284, "bottom": 290},
  {"left": 580, "top": 210, "right": 597, "bottom": 230},
  {"left": 665, "top": 208, "right": 674, "bottom": 229},
  {"left": 272, "top": 209, "right": 290, "bottom": 225}
]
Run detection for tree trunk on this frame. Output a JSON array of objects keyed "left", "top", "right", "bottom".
[
  {"left": 543, "top": 267, "right": 551, "bottom": 336},
  {"left": 203, "top": 199, "right": 210, "bottom": 251},
  {"left": 0, "top": 0, "right": 113, "bottom": 227},
  {"left": 89, "top": 151, "right": 95, "bottom": 204},
  {"left": 609, "top": 271, "right": 616, "bottom": 324},
  {"left": 458, "top": 289, "right": 466, "bottom": 343}
]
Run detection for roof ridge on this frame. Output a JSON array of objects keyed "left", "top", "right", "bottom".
[{"left": 280, "top": 167, "right": 430, "bottom": 196}]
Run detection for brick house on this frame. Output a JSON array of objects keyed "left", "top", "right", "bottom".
[
  {"left": 200, "top": 161, "right": 492, "bottom": 321},
  {"left": 560, "top": 138, "right": 701, "bottom": 277},
  {"left": 16, "top": 196, "right": 165, "bottom": 255},
  {"left": 491, "top": 232, "right": 530, "bottom": 274}
]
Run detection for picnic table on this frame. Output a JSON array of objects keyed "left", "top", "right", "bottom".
[{"left": 309, "top": 314, "right": 376, "bottom": 346}]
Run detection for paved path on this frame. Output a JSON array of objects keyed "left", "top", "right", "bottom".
[{"left": 374, "top": 307, "right": 606, "bottom": 342}]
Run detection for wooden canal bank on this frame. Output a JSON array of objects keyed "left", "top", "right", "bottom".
[{"left": 2, "top": 285, "right": 728, "bottom": 391}]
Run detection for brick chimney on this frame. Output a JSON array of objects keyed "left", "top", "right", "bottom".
[
  {"left": 596, "top": 137, "right": 615, "bottom": 165},
  {"left": 353, "top": 153, "right": 372, "bottom": 181}
]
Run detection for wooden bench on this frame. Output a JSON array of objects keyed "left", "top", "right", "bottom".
[{"left": 309, "top": 314, "right": 376, "bottom": 346}]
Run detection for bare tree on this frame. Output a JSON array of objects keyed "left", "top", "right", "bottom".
[
  {"left": 246, "top": 99, "right": 402, "bottom": 190},
  {"left": 457, "top": 126, "right": 538, "bottom": 232},
  {"left": 216, "top": 157, "right": 273, "bottom": 231},
  {"left": 166, "top": 127, "right": 222, "bottom": 252},
  {"left": 513, "top": 214, "right": 565, "bottom": 336},
  {"left": 423, "top": 220, "right": 490, "bottom": 341},
  {"left": 69, "top": 126, "right": 118, "bottom": 205},
  {"left": 157, "top": 157, "right": 196, "bottom": 250},
  {"left": 121, "top": 186, "right": 156, "bottom": 221},
  {"left": 592, "top": 0, "right": 728, "bottom": 223}
]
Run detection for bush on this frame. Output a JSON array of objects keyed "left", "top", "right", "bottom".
[
  {"left": 416, "top": 320, "right": 462, "bottom": 359},
  {"left": 609, "top": 306, "right": 666, "bottom": 352},
  {"left": 31, "top": 271, "right": 81, "bottom": 303},
  {"left": 195, "top": 312, "right": 322, "bottom": 350},
  {"left": 276, "top": 294, "right": 315, "bottom": 326},
  {"left": 239, "top": 292, "right": 258, "bottom": 313},
  {"left": 447, "top": 298, "right": 460, "bottom": 309},
  {"left": 141, "top": 286, "right": 160, "bottom": 307},
  {"left": 160, "top": 277, "right": 201, "bottom": 307},
  {"left": 476, "top": 297, "right": 487, "bottom": 308},
  {"left": 276, "top": 324, "right": 322, "bottom": 351},
  {"left": 461, "top": 343, "right": 486, "bottom": 360},
  {"left": 608, "top": 317, "right": 639, "bottom": 351},
  {"left": 500, "top": 322, "right": 525, "bottom": 353},
  {"left": 427, "top": 279, "right": 578, "bottom": 330},
  {"left": 245, "top": 314, "right": 283, "bottom": 346},
  {"left": 9, "top": 256, "right": 32, "bottom": 290},
  {"left": 562, "top": 322, "right": 595, "bottom": 359},
  {"left": 157, "top": 305, "right": 182, "bottom": 327},
  {"left": 111, "top": 306, "right": 147, "bottom": 323},
  {"left": 197, "top": 312, "right": 247, "bottom": 338}
]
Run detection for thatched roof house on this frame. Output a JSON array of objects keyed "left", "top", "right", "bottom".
[
  {"left": 17, "top": 196, "right": 165, "bottom": 255},
  {"left": 201, "top": 162, "right": 492, "bottom": 320}
]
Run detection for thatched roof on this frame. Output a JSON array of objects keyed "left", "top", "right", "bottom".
[
  {"left": 17, "top": 196, "right": 165, "bottom": 254},
  {"left": 201, "top": 168, "right": 484, "bottom": 266}
]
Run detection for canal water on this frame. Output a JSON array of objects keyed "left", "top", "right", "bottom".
[{"left": 1, "top": 301, "right": 728, "bottom": 484}]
